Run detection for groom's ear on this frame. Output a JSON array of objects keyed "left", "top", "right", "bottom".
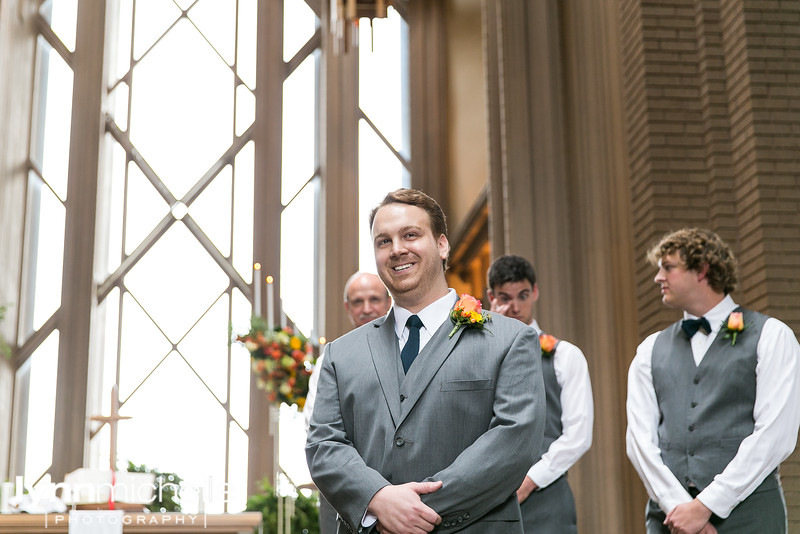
[{"left": 437, "top": 234, "right": 450, "bottom": 260}]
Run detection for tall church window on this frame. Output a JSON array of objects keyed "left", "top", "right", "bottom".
[
  {"left": 14, "top": 0, "right": 76, "bottom": 487},
  {"left": 9, "top": 0, "right": 410, "bottom": 512},
  {"left": 357, "top": 9, "right": 410, "bottom": 272}
]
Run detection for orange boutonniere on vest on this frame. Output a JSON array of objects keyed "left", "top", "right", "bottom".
[
  {"left": 539, "top": 334, "right": 558, "bottom": 357},
  {"left": 449, "top": 294, "right": 492, "bottom": 338},
  {"left": 722, "top": 311, "right": 746, "bottom": 346}
]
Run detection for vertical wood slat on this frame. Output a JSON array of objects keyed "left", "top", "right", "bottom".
[
  {"left": 50, "top": 0, "right": 108, "bottom": 482},
  {"left": 320, "top": 0, "right": 360, "bottom": 343},
  {"left": 250, "top": 0, "right": 283, "bottom": 491}
]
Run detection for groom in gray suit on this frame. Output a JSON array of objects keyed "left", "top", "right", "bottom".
[{"left": 306, "top": 188, "right": 545, "bottom": 534}]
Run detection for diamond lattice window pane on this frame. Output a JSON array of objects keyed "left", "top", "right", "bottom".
[
  {"left": 124, "top": 224, "right": 229, "bottom": 343},
  {"left": 111, "top": 0, "right": 133, "bottom": 83},
  {"left": 177, "top": 294, "right": 230, "bottom": 401},
  {"left": 230, "top": 288, "right": 252, "bottom": 429},
  {"left": 280, "top": 181, "right": 316, "bottom": 337},
  {"left": 132, "top": 0, "right": 181, "bottom": 61},
  {"left": 130, "top": 19, "right": 234, "bottom": 200},
  {"left": 39, "top": 0, "right": 77, "bottom": 52},
  {"left": 27, "top": 172, "right": 65, "bottom": 332},
  {"left": 124, "top": 161, "right": 169, "bottom": 256},
  {"left": 118, "top": 292, "right": 171, "bottom": 400},
  {"left": 189, "top": 0, "right": 236, "bottom": 66},
  {"left": 103, "top": 137, "right": 126, "bottom": 275},
  {"left": 232, "top": 141, "right": 254, "bottom": 283},
  {"left": 359, "top": 8, "right": 408, "bottom": 157},
  {"left": 189, "top": 164, "right": 232, "bottom": 257},
  {"left": 236, "top": 0, "right": 257, "bottom": 90},
  {"left": 358, "top": 119, "right": 405, "bottom": 271},
  {"left": 116, "top": 352, "right": 227, "bottom": 504},
  {"left": 281, "top": 55, "right": 316, "bottom": 206},
  {"left": 109, "top": 82, "right": 129, "bottom": 132},
  {"left": 31, "top": 35, "right": 73, "bottom": 203},
  {"left": 227, "top": 422, "right": 249, "bottom": 512},
  {"left": 235, "top": 84, "right": 255, "bottom": 137},
  {"left": 283, "top": 0, "right": 317, "bottom": 62},
  {"left": 19, "top": 330, "right": 59, "bottom": 482}
]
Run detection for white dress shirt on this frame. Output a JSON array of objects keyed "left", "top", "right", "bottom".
[
  {"left": 393, "top": 289, "right": 458, "bottom": 354},
  {"left": 626, "top": 295, "right": 800, "bottom": 518},
  {"left": 527, "top": 320, "right": 594, "bottom": 488}
]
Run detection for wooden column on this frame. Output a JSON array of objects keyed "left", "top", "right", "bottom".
[
  {"left": 408, "top": 0, "right": 448, "bottom": 213},
  {"left": 51, "top": 0, "right": 108, "bottom": 482},
  {"left": 250, "top": 0, "right": 283, "bottom": 491},
  {"left": 319, "top": 0, "right": 360, "bottom": 343}
]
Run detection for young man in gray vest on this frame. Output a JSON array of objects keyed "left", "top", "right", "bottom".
[
  {"left": 626, "top": 228, "right": 800, "bottom": 534},
  {"left": 487, "top": 255, "right": 593, "bottom": 534}
]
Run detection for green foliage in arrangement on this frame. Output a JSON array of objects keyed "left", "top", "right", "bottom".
[
  {"left": 245, "top": 479, "right": 319, "bottom": 534},
  {"left": 127, "top": 461, "right": 182, "bottom": 513}
]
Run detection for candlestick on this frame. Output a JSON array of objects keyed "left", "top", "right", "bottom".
[
  {"left": 253, "top": 263, "right": 261, "bottom": 315},
  {"left": 266, "top": 275, "right": 275, "bottom": 328},
  {"left": 280, "top": 299, "right": 287, "bottom": 329}
]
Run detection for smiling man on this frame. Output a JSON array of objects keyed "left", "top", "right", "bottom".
[
  {"left": 626, "top": 228, "right": 800, "bottom": 534},
  {"left": 306, "top": 188, "right": 545, "bottom": 534}
]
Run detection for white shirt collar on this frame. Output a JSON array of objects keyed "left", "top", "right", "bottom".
[
  {"left": 683, "top": 294, "right": 738, "bottom": 334},
  {"left": 529, "top": 319, "right": 542, "bottom": 334},
  {"left": 393, "top": 289, "right": 458, "bottom": 339}
]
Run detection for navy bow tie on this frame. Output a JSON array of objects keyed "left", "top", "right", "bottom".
[{"left": 682, "top": 317, "right": 711, "bottom": 338}]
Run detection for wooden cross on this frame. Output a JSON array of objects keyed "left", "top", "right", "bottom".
[{"left": 90, "top": 384, "right": 131, "bottom": 472}]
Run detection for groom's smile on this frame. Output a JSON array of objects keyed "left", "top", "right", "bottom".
[{"left": 371, "top": 202, "right": 450, "bottom": 312}]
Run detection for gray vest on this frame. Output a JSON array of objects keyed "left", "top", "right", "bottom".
[
  {"left": 540, "top": 340, "right": 563, "bottom": 456},
  {"left": 651, "top": 308, "right": 773, "bottom": 492}
]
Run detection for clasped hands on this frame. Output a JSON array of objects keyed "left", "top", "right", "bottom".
[
  {"left": 369, "top": 481, "right": 443, "bottom": 534},
  {"left": 664, "top": 499, "right": 717, "bottom": 534}
]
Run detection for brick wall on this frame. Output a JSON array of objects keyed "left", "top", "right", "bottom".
[{"left": 622, "top": 0, "right": 800, "bottom": 529}]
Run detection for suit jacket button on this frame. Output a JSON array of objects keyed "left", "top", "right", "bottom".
[
  {"left": 464, "top": 513, "right": 470, "bottom": 519},
  {"left": 395, "top": 437, "right": 405, "bottom": 447}
]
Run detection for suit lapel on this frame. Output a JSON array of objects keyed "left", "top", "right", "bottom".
[
  {"left": 397, "top": 317, "right": 465, "bottom": 427},
  {"left": 367, "top": 311, "right": 402, "bottom": 427}
]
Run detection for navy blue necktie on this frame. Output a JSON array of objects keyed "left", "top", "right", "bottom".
[
  {"left": 401, "top": 315, "right": 423, "bottom": 374},
  {"left": 682, "top": 317, "right": 711, "bottom": 338}
]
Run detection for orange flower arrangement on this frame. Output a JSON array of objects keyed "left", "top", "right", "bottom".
[
  {"left": 539, "top": 334, "right": 559, "bottom": 357},
  {"left": 722, "top": 311, "right": 746, "bottom": 346},
  {"left": 449, "top": 294, "right": 492, "bottom": 338},
  {"left": 235, "top": 316, "right": 315, "bottom": 409}
]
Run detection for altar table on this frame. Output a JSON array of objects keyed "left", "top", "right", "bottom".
[{"left": 0, "top": 512, "right": 262, "bottom": 533}]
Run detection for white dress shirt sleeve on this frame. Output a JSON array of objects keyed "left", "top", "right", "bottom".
[
  {"left": 697, "top": 317, "right": 800, "bottom": 518},
  {"left": 626, "top": 333, "right": 695, "bottom": 513},
  {"left": 527, "top": 340, "right": 594, "bottom": 488},
  {"left": 303, "top": 351, "right": 324, "bottom": 433}
]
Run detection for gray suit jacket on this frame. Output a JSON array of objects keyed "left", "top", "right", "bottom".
[{"left": 306, "top": 307, "right": 545, "bottom": 533}]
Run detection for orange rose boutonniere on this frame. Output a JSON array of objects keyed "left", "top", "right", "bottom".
[
  {"left": 722, "top": 311, "right": 746, "bottom": 346},
  {"left": 539, "top": 334, "right": 559, "bottom": 357},
  {"left": 449, "top": 294, "right": 492, "bottom": 338}
]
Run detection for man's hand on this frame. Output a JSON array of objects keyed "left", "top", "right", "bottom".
[
  {"left": 664, "top": 498, "right": 712, "bottom": 534},
  {"left": 515, "top": 476, "right": 538, "bottom": 504},
  {"left": 369, "top": 481, "right": 442, "bottom": 534},
  {"left": 698, "top": 524, "right": 718, "bottom": 534}
]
